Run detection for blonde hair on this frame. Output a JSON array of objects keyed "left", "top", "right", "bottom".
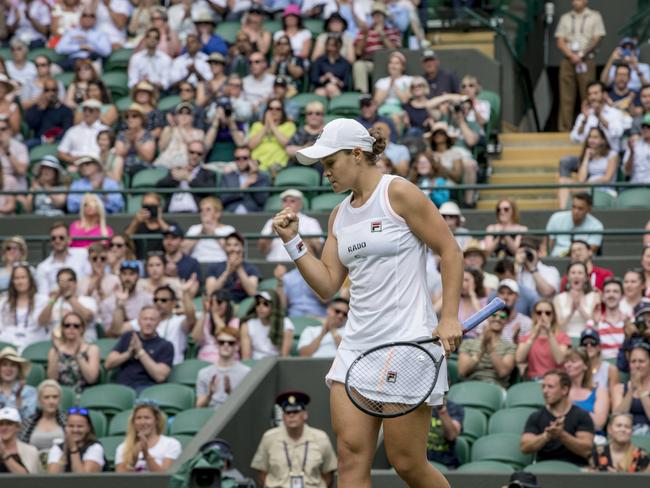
[
  {"left": 121, "top": 405, "right": 167, "bottom": 470},
  {"left": 80, "top": 193, "right": 109, "bottom": 238},
  {"left": 608, "top": 413, "right": 636, "bottom": 470},
  {"left": 37, "top": 379, "right": 62, "bottom": 398},
  {"left": 200, "top": 196, "right": 223, "bottom": 213}
]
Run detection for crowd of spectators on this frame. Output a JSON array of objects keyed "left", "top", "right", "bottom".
[{"left": 0, "top": 0, "right": 648, "bottom": 480}]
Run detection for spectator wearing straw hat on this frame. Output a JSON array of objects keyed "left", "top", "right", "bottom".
[
  {"left": 0, "top": 110, "right": 29, "bottom": 191},
  {"left": 20, "top": 154, "right": 67, "bottom": 218},
  {"left": 114, "top": 103, "right": 156, "bottom": 177},
  {"left": 193, "top": 10, "right": 228, "bottom": 56},
  {"left": 0, "top": 347, "right": 37, "bottom": 420},
  {"left": 0, "top": 406, "right": 40, "bottom": 473}
]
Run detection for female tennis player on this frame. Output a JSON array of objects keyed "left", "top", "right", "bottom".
[{"left": 272, "top": 118, "right": 463, "bottom": 488}]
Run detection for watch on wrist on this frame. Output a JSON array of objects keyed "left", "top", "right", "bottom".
[{"left": 640, "top": 390, "right": 650, "bottom": 399}]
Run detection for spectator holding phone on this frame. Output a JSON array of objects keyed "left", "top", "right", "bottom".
[{"left": 125, "top": 192, "right": 177, "bottom": 256}]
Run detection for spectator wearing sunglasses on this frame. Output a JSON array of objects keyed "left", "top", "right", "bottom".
[
  {"left": 106, "top": 260, "right": 153, "bottom": 338},
  {"left": 38, "top": 268, "right": 98, "bottom": 343},
  {"left": 458, "top": 311, "right": 517, "bottom": 388},
  {"left": 0, "top": 406, "right": 40, "bottom": 473},
  {"left": 161, "top": 225, "right": 201, "bottom": 296},
  {"left": 0, "top": 236, "right": 29, "bottom": 294},
  {"left": 195, "top": 327, "right": 251, "bottom": 408},
  {"left": 105, "top": 306, "right": 173, "bottom": 393},
  {"left": 298, "top": 299, "right": 349, "bottom": 358},
  {"left": 240, "top": 291, "right": 294, "bottom": 360},
  {"left": 23, "top": 76, "right": 73, "bottom": 149},
  {"left": 286, "top": 102, "right": 327, "bottom": 171},
  {"left": 46, "top": 311, "right": 100, "bottom": 395},
  {"left": 19, "top": 379, "right": 67, "bottom": 464},
  {"left": 78, "top": 243, "right": 120, "bottom": 328},
  {"left": 47, "top": 406, "right": 105, "bottom": 473},
  {"left": 242, "top": 52, "right": 275, "bottom": 116},
  {"left": 106, "top": 234, "right": 139, "bottom": 276},
  {"left": 55, "top": 8, "right": 111, "bottom": 72},
  {"left": 219, "top": 146, "right": 271, "bottom": 213},
  {"left": 192, "top": 290, "right": 240, "bottom": 363},
  {"left": 125, "top": 283, "right": 197, "bottom": 365},
  {"left": 36, "top": 221, "right": 90, "bottom": 295},
  {"left": 580, "top": 328, "right": 621, "bottom": 402},
  {"left": 115, "top": 400, "right": 180, "bottom": 472}
]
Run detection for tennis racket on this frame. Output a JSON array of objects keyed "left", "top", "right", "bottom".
[{"left": 344, "top": 297, "right": 506, "bottom": 418}]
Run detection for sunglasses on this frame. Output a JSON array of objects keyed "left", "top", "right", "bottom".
[
  {"left": 535, "top": 310, "right": 553, "bottom": 316},
  {"left": 43, "top": 87, "right": 58, "bottom": 92},
  {"left": 91, "top": 255, "right": 107, "bottom": 263},
  {"left": 62, "top": 322, "right": 83, "bottom": 329},
  {"left": 234, "top": 155, "right": 250, "bottom": 161},
  {"left": 228, "top": 83, "right": 242, "bottom": 88},
  {"left": 582, "top": 340, "right": 598, "bottom": 347},
  {"left": 153, "top": 297, "right": 172, "bottom": 303},
  {"left": 497, "top": 206, "right": 511, "bottom": 212},
  {"left": 179, "top": 87, "right": 194, "bottom": 92},
  {"left": 256, "top": 299, "right": 271, "bottom": 307},
  {"left": 268, "top": 106, "right": 282, "bottom": 111},
  {"left": 306, "top": 111, "right": 323, "bottom": 116},
  {"left": 249, "top": 59, "right": 265, "bottom": 64},
  {"left": 461, "top": 83, "right": 476, "bottom": 88},
  {"left": 67, "top": 407, "right": 89, "bottom": 416},
  {"left": 188, "top": 150, "right": 203, "bottom": 156},
  {"left": 120, "top": 260, "right": 140, "bottom": 270},
  {"left": 51, "top": 235, "right": 66, "bottom": 241},
  {"left": 332, "top": 308, "right": 348, "bottom": 317},
  {"left": 110, "top": 242, "right": 125, "bottom": 248},
  {"left": 217, "top": 339, "right": 237, "bottom": 346},
  {"left": 494, "top": 311, "right": 509, "bottom": 320}
]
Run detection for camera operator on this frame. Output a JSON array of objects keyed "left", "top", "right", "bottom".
[
  {"left": 205, "top": 95, "right": 246, "bottom": 156},
  {"left": 515, "top": 237, "right": 561, "bottom": 299},
  {"left": 617, "top": 300, "right": 650, "bottom": 373}
]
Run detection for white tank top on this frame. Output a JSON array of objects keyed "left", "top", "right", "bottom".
[{"left": 333, "top": 175, "right": 437, "bottom": 350}]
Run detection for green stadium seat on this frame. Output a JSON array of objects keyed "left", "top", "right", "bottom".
[
  {"left": 0, "top": 341, "right": 15, "bottom": 350},
  {"left": 328, "top": 92, "right": 362, "bottom": 116},
  {"left": 617, "top": 188, "right": 650, "bottom": 208},
  {"left": 105, "top": 48, "right": 134, "bottom": 72},
  {"left": 103, "top": 72, "right": 130, "bottom": 99},
  {"left": 323, "top": 114, "right": 343, "bottom": 124},
  {"left": 28, "top": 48, "right": 64, "bottom": 65},
  {"left": 523, "top": 460, "right": 582, "bottom": 473},
  {"left": 236, "top": 296, "right": 255, "bottom": 318},
  {"left": 290, "top": 93, "right": 328, "bottom": 117},
  {"left": 168, "top": 359, "right": 211, "bottom": 388},
  {"left": 79, "top": 384, "right": 136, "bottom": 416},
  {"left": 0, "top": 48, "right": 11, "bottom": 61},
  {"left": 22, "top": 340, "right": 52, "bottom": 366},
  {"left": 448, "top": 381, "right": 505, "bottom": 416},
  {"left": 207, "top": 140, "right": 236, "bottom": 163},
  {"left": 303, "top": 18, "right": 324, "bottom": 37},
  {"left": 215, "top": 21, "right": 240, "bottom": 43},
  {"left": 115, "top": 96, "right": 132, "bottom": 112},
  {"left": 632, "top": 435, "right": 650, "bottom": 452},
  {"left": 241, "top": 359, "right": 257, "bottom": 368},
  {"left": 29, "top": 144, "right": 59, "bottom": 166},
  {"left": 471, "top": 433, "right": 533, "bottom": 468},
  {"left": 131, "top": 167, "right": 168, "bottom": 188},
  {"left": 158, "top": 95, "right": 182, "bottom": 113},
  {"left": 447, "top": 358, "right": 458, "bottom": 385},
  {"left": 139, "top": 384, "right": 195, "bottom": 415},
  {"left": 174, "top": 435, "right": 194, "bottom": 448},
  {"left": 258, "top": 278, "right": 278, "bottom": 291},
  {"left": 25, "top": 363, "right": 45, "bottom": 387},
  {"left": 55, "top": 72, "right": 75, "bottom": 88},
  {"left": 477, "top": 89, "right": 501, "bottom": 135},
  {"left": 310, "top": 192, "right": 347, "bottom": 212},
  {"left": 593, "top": 190, "right": 616, "bottom": 208},
  {"left": 488, "top": 407, "right": 536, "bottom": 435},
  {"left": 95, "top": 338, "right": 118, "bottom": 361},
  {"left": 108, "top": 409, "right": 132, "bottom": 436},
  {"left": 456, "top": 460, "right": 515, "bottom": 473},
  {"left": 264, "top": 193, "right": 284, "bottom": 212},
  {"left": 264, "top": 20, "right": 283, "bottom": 35},
  {"left": 459, "top": 407, "right": 487, "bottom": 444},
  {"left": 89, "top": 410, "right": 108, "bottom": 437},
  {"left": 505, "top": 382, "right": 544, "bottom": 409},
  {"left": 169, "top": 408, "right": 214, "bottom": 436},
  {"left": 274, "top": 166, "right": 321, "bottom": 188},
  {"left": 98, "top": 436, "right": 123, "bottom": 469},
  {"left": 290, "top": 316, "right": 322, "bottom": 339},
  {"left": 455, "top": 436, "right": 470, "bottom": 465},
  {"left": 60, "top": 386, "right": 76, "bottom": 411},
  {"left": 428, "top": 461, "right": 449, "bottom": 473}
]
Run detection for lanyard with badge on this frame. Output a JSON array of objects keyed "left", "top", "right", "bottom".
[{"left": 283, "top": 441, "right": 309, "bottom": 488}]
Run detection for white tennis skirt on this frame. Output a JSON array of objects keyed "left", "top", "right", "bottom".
[{"left": 325, "top": 343, "right": 449, "bottom": 407}]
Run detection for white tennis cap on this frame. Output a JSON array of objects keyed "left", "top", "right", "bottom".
[{"left": 296, "top": 118, "right": 375, "bottom": 165}]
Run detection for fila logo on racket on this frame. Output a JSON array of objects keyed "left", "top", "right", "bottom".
[
  {"left": 386, "top": 371, "right": 397, "bottom": 383},
  {"left": 370, "top": 220, "right": 382, "bottom": 232}
]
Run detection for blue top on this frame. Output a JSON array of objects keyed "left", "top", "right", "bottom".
[
  {"left": 200, "top": 35, "right": 229, "bottom": 57},
  {"left": 112, "top": 331, "right": 174, "bottom": 393},
  {"left": 67, "top": 177, "right": 124, "bottom": 214},
  {"left": 574, "top": 388, "right": 597, "bottom": 414},
  {"left": 0, "top": 381, "right": 37, "bottom": 420},
  {"left": 284, "top": 268, "right": 327, "bottom": 318},
  {"left": 545, "top": 210, "right": 604, "bottom": 257}
]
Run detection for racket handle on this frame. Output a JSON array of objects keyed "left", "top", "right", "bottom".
[{"left": 462, "top": 297, "right": 506, "bottom": 334}]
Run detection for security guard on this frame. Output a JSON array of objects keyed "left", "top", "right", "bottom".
[{"left": 251, "top": 391, "right": 337, "bottom": 488}]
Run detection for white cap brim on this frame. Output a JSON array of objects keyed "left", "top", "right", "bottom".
[{"left": 296, "top": 144, "right": 340, "bottom": 165}]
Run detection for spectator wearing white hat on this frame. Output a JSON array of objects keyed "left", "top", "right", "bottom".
[
  {"left": 496, "top": 278, "right": 533, "bottom": 343},
  {"left": 0, "top": 406, "right": 40, "bottom": 473},
  {"left": 57, "top": 99, "right": 109, "bottom": 168},
  {"left": 259, "top": 189, "right": 324, "bottom": 262},
  {"left": 438, "top": 201, "right": 470, "bottom": 250}
]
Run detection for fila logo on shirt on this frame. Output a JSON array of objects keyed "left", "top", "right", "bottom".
[{"left": 370, "top": 220, "right": 382, "bottom": 233}]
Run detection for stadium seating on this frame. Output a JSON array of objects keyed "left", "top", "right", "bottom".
[
  {"left": 22, "top": 341, "right": 52, "bottom": 367},
  {"left": 28, "top": 144, "right": 58, "bottom": 166},
  {"left": 96, "top": 339, "right": 118, "bottom": 361},
  {"left": 60, "top": 386, "right": 76, "bottom": 411},
  {"left": 168, "top": 359, "right": 211, "bottom": 388},
  {"left": 488, "top": 407, "right": 536, "bottom": 435},
  {"left": 274, "top": 166, "right": 322, "bottom": 188},
  {"left": 632, "top": 435, "right": 650, "bottom": 452},
  {"left": 105, "top": 48, "right": 134, "bottom": 72},
  {"left": 428, "top": 461, "right": 449, "bottom": 473},
  {"left": 617, "top": 188, "right": 650, "bottom": 209},
  {"left": 448, "top": 381, "right": 505, "bottom": 416},
  {"left": 470, "top": 433, "right": 533, "bottom": 468},
  {"left": 98, "top": 436, "right": 123, "bottom": 469},
  {"left": 459, "top": 407, "right": 488, "bottom": 444},
  {"left": 505, "top": 382, "right": 544, "bottom": 409},
  {"left": 25, "top": 363, "right": 45, "bottom": 387},
  {"left": 79, "top": 384, "right": 136, "bottom": 416},
  {"left": 139, "top": 384, "right": 195, "bottom": 415},
  {"left": 328, "top": 92, "right": 362, "bottom": 116},
  {"left": 108, "top": 409, "right": 133, "bottom": 437},
  {"left": 455, "top": 436, "right": 470, "bottom": 465},
  {"left": 310, "top": 193, "right": 348, "bottom": 212},
  {"left": 169, "top": 408, "right": 215, "bottom": 436},
  {"left": 258, "top": 278, "right": 278, "bottom": 291},
  {"left": 455, "top": 460, "right": 515, "bottom": 473},
  {"left": 524, "top": 460, "right": 582, "bottom": 473},
  {"left": 89, "top": 410, "right": 108, "bottom": 437}
]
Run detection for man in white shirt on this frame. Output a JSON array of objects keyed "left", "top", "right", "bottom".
[
  {"left": 55, "top": 8, "right": 112, "bottom": 70},
  {"left": 298, "top": 299, "right": 349, "bottom": 358},
  {"left": 93, "top": 0, "right": 131, "bottom": 49},
  {"left": 127, "top": 27, "right": 173, "bottom": 90},
  {"left": 6, "top": 0, "right": 51, "bottom": 48},
  {"left": 195, "top": 327, "right": 251, "bottom": 408},
  {"left": 624, "top": 113, "right": 650, "bottom": 183},
  {"left": 169, "top": 32, "right": 212, "bottom": 87},
  {"left": 36, "top": 222, "right": 90, "bottom": 296},
  {"left": 0, "top": 115, "right": 29, "bottom": 190},
  {"left": 57, "top": 99, "right": 109, "bottom": 167},
  {"left": 5, "top": 39, "right": 37, "bottom": 90},
  {"left": 168, "top": 0, "right": 211, "bottom": 40},
  {"left": 243, "top": 52, "right": 275, "bottom": 115},
  {"left": 515, "top": 237, "right": 561, "bottom": 298},
  {"left": 258, "top": 189, "right": 324, "bottom": 262},
  {"left": 123, "top": 283, "right": 196, "bottom": 365}
]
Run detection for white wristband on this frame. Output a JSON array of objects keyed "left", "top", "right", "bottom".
[{"left": 283, "top": 234, "right": 308, "bottom": 261}]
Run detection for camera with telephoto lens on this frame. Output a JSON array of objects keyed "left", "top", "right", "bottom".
[
  {"left": 451, "top": 103, "right": 463, "bottom": 113},
  {"left": 635, "top": 314, "right": 648, "bottom": 333},
  {"left": 216, "top": 97, "right": 233, "bottom": 118},
  {"left": 524, "top": 249, "right": 535, "bottom": 262}
]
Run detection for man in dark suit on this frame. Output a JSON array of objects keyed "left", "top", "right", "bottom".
[
  {"left": 156, "top": 140, "right": 216, "bottom": 212},
  {"left": 219, "top": 145, "right": 270, "bottom": 213}
]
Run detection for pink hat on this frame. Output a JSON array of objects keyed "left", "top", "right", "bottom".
[{"left": 283, "top": 5, "right": 301, "bottom": 17}]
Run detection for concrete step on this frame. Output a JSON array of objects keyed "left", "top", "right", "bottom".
[
  {"left": 480, "top": 188, "right": 556, "bottom": 198},
  {"left": 429, "top": 43, "right": 494, "bottom": 58},
  {"left": 490, "top": 173, "right": 557, "bottom": 184},
  {"left": 477, "top": 198, "right": 558, "bottom": 210},
  {"left": 500, "top": 132, "right": 573, "bottom": 145},
  {"left": 501, "top": 146, "right": 580, "bottom": 160},
  {"left": 492, "top": 159, "right": 558, "bottom": 170}
]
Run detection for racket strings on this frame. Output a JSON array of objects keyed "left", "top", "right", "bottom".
[{"left": 346, "top": 344, "right": 441, "bottom": 417}]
